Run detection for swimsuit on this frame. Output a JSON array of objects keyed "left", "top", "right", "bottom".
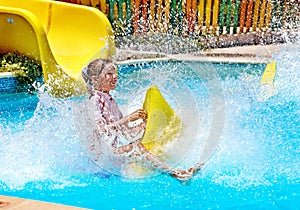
[
  {"left": 93, "top": 91, "right": 123, "bottom": 124},
  {"left": 91, "top": 90, "right": 123, "bottom": 146}
]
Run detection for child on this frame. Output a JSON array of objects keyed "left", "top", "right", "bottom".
[{"left": 82, "top": 58, "right": 203, "bottom": 180}]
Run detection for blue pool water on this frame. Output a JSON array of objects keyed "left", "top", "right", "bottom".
[{"left": 0, "top": 53, "right": 299, "bottom": 209}]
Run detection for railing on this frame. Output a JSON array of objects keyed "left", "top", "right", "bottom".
[{"left": 59, "top": 0, "right": 299, "bottom": 36}]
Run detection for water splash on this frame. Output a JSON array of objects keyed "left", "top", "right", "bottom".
[
  {"left": 0, "top": 91, "right": 101, "bottom": 190},
  {"left": 201, "top": 41, "right": 300, "bottom": 188},
  {"left": 0, "top": 49, "right": 299, "bottom": 191}
]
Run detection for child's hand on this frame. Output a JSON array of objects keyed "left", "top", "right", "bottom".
[
  {"left": 128, "top": 109, "right": 147, "bottom": 122},
  {"left": 139, "top": 121, "right": 147, "bottom": 130}
]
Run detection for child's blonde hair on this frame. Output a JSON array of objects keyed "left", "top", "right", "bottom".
[{"left": 82, "top": 58, "right": 113, "bottom": 97}]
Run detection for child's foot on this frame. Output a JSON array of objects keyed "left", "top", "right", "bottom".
[
  {"left": 190, "top": 162, "right": 205, "bottom": 174},
  {"left": 170, "top": 169, "right": 193, "bottom": 181},
  {"left": 171, "top": 162, "right": 205, "bottom": 181}
]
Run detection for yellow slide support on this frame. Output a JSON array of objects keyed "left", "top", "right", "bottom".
[
  {"left": 258, "top": 61, "right": 277, "bottom": 101},
  {"left": 0, "top": 0, "right": 115, "bottom": 97}
]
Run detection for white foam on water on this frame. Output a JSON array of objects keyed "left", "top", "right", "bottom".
[{"left": 1, "top": 46, "right": 299, "bottom": 189}]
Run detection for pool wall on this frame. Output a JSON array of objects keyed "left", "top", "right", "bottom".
[{"left": 0, "top": 73, "right": 18, "bottom": 94}]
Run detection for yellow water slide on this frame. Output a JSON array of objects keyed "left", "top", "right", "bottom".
[{"left": 0, "top": 0, "right": 115, "bottom": 97}]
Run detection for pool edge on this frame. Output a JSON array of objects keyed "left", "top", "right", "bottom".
[
  {"left": 0, "top": 195, "right": 89, "bottom": 210},
  {"left": 115, "top": 43, "right": 295, "bottom": 65}
]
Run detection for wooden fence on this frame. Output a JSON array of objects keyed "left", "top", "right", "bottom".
[{"left": 59, "top": 0, "right": 299, "bottom": 35}]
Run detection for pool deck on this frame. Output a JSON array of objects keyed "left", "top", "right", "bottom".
[
  {"left": 0, "top": 195, "right": 87, "bottom": 210},
  {"left": 1, "top": 42, "right": 298, "bottom": 209},
  {"left": 116, "top": 42, "right": 297, "bottom": 64}
]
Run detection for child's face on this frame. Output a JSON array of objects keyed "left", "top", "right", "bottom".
[{"left": 92, "top": 63, "right": 118, "bottom": 93}]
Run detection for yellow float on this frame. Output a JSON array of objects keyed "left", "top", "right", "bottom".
[
  {"left": 142, "top": 86, "right": 183, "bottom": 156},
  {"left": 125, "top": 86, "right": 183, "bottom": 177}
]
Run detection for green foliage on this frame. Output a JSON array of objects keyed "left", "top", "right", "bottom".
[{"left": 0, "top": 52, "right": 43, "bottom": 92}]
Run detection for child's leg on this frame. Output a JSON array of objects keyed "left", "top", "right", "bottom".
[
  {"left": 113, "top": 141, "right": 203, "bottom": 180},
  {"left": 113, "top": 141, "right": 175, "bottom": 173}
]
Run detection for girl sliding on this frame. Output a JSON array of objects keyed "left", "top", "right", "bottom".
[{"left": 82, "top": 58, "right": 203, "bottom": 181}]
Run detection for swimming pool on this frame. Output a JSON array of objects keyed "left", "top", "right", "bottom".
[{"left": 0, "top": 58, "right": 299, "bottom": 209}]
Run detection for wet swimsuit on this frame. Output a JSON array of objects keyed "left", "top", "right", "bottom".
[
  {"left": 93, "top": 90, "right": 123, "bottom": 124},
  {"left": 92, "top": 91, "right": 123, "bottom": 147}
]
